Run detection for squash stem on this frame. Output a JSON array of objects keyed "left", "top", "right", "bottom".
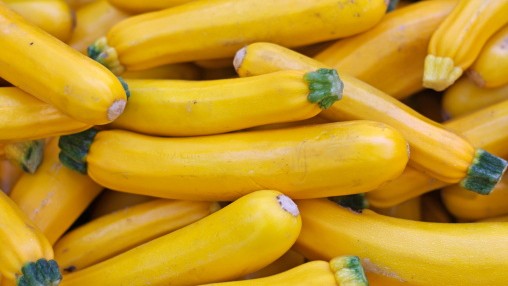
[
  {"left": 58, "top": 128, "right": 99, "bottom": 174},
  {"left": 16, "top": 259, "right": 62, "bottom": 286},
  {"left": 330, "top": 255, "right": 369, "bottom": 286},
  {"left": 422, "top": 55, "right": 463, "bottom": 91},
  {"left": 460, "top": 149, "right": 508, "bottom": 195},
  {"left": 87, "top": 37, "right": 125, "bottom": 75},
  {"left": 303, "top": 68, "right": 343, "bottom": 109},
  {"left": 4, "top": 140, "right": 45, "bottom": 174},
  {"left": 329, "top": 194, "right": 368, "bottom": 213}
]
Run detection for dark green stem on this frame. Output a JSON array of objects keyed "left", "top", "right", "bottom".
[
  {"left": 304, "top": 68, "right": 343, "bottom": 109},
  {"left": 387, "top": 0, "right": 399, "bottom": 12},
  {"left": 87, "top": 37, "right": 125, "bottom": 75},
  {"left": 16, "top": 259, "right": 62, "bottom": 286},
  {"left": 329, "top": 194, "right": 367, "bottom": 213},
  {"left": 459, "top": 149, "right": 508, "bottom": 195},
  {"left": 117, "top": 76, "right": 130, "bottom": 99},
  {"left": 330, "top": 255, "right": 368, "bottom": 286},
  {"left": 58, "top": 128, "right": 98, "bottom": 174}
]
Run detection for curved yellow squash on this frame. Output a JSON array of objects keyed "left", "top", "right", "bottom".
[
  {"left": 59, "top": 121, "right": 409, "bottom": 201},
  {"left": 60, "top": 190, "right": 301, "bottom": 286},
  {"left": 295, "top": 198, "right": 508, "bottom": 286}
]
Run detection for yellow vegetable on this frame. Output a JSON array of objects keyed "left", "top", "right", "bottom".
[
  {"left": 442, "top": 77, "right": 508, "bottom": 119},
  {"left": 68, "top": 0, "right": 130, "bottom": 54},
  {"left": 109, "top": 69, "right": 343, "bottom": 136},
  {"left": 467, "top": 24, "right": 508, "bottom": 88},
  {"left": 121, "top": 62, "right": 203, "bottom": 80},
  {"left": 200, "top": 256, "right": 368, "bottom": 286},
  {"left": 3, "top": 139, "right": 45, "bottom": 174},
  {"left": 370, "top": 196, "right": 421, "bottom": 221},
  {"left": 0, "top": 190, "right": 61, "bottom": 284},
  {"left": 0, "top": 87, "right": 90, "bottom": 142},
  {"left": 88, "top": 0, "right": 388, "bottom": 73},
  {"left": 241, "top": 249, "right": 305, "bottom": 280},
  {"left": 60, "top": 190, "right": 302, "bottom": 286},
  {"left": 89, "top": 190, "right": 153, "bottom": 219},
  {"left": 55, "top": 199, "right": 220, "bottom": 272},
  {"left": 9, "top": 138, "right": 103, "bottom": 245},
  {"left": 423, "top": 0, "right": 508, "bottom": 91},
  {"left": 314, "top": 0, "right": 458, "bottom": 99},
  {"left": 295, "top": 198, "right": 508, "bottom": 286},
  {"left": 233, "top": 42, "right": 507, "bottom": 194},
  {"left": 4, "top": 0, "right": 73, "bottom": 42},
  {"left": 0, "top": 2, "right": 128, "bottom": 125},
  {"left": 441, "top": 175, "right": 508, "bottom": 221},
  {"left": 59, "top": 120, "right": 409, "bottom": 201},
  {"left": 107, "top": 0, "right": 196, "bottom": 13},
  {"left": 367, "top": 94, "right": 508, "bottom": 208}
]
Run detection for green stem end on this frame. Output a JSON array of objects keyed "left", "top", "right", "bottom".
[
  {"left": 87, "top": 37, "right": 125, "bottom": 75},
  {"left": 330, "top": 256, "right": 369, "bottom": 286},
  {"left": 16, "top": 259, "right": 62, "bottom": 286},
  {"left": 304, "top": 68, "right": 343, "bottom": 109},
  {"left": 4, "top": 140, "right": 45, "bottom": 174},
  {"left": 329, "top": 194, "right": 368, "bottom": 213},
  {"left": 460, "top": 149, "right": 508, "bottom": 195},
  {"left": 58, "top": 128, "right": 98, "bottom": 174}
]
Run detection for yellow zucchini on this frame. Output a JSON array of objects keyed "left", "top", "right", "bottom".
[
  {"left": 0, "top": 87, "right": 90, "bottom": 142},
  {"left": 68, "top": 0, "right": 130, "bottom": 54},
  {"left": 109, "top": 69, "right": 343, "bottom": 136},
  {"left": 55, "top": 199, "right": 220, "bottom": 272},
  {"left": 423, "top": 0, "right": 508, "bottom": 91},
  {"left": 314, "top": 0, "right": 457, "bottom": 99},
  {"left": 3, "top": 139, "right": 45, "bottom": 174},
  {"left": 294, "top": 198, "right": 508, "bottom": 286},
  {"left": 4, "top": 0, "right": 74, "bottom": 42},
  {"left": 442, "top": 77, "right": 508, "bottom": 119},
  {"left": 89, "top": 190, "right": 153, "bottom": 219},
  {"left": 60, "top": 190, "right": 301, "bottom": 286},
  {"left": 366, "top": 95, "right": 508, "bottom": 208},
  {"left": 88, "top": 0, "right": 388, "bottom": 73},
  {"left": 200, "top": 256, "right": 368, "bottom": 286},
  {"left": 467, "top": 24, "right": 508, "bottom": 88},
  {"left": 0, "top": 190, "right": 61, "bottom": 284},
  {"left": 107, "top": 0, "right": 195, "bottom": 13},
  {"left": 0, "top": 2, "right": 128, "bottom": 125},
  {"left": 370, "top": 196, "right": 421, "bottom": 221},
  {"left": 59, "top": 120, "right": 409, "bottom": 201},
  {"left": 441, "top": 175, "right": 508, "bottom": 221},
  {"left": 9, "top": 138, "right": 103, "bottom": 245},
  {"left": 233, "top": 42, "right": 508, "bottom": 194},
  {"left": 65, "top": 0, "right": 95, "bottom": 9}
]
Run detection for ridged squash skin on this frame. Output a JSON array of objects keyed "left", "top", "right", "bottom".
[
  {"left": 314, "top": 0, "right": 458, "bottom": 99},
  {"left": 60, "top": 190, "right": 302, "bottom": 286},
  {"left": 294, "top": 198, "right": 508, "bottom": 286},
  {"left": 0, "top": 2, "right": 128, "bottom": 125},
  {"left": 90, "top": 0, "right": 388, "bottom": 72},
  {"left": 233, "top": 42, "right": 507, "bottom": 193},
  {"left": 60, "top": 121, "right": 409, "bottom": 201},
  {"left": 367, "top": 97, "right": 508, "bottom": 208},
  {"left": 0, "top": 87, "right": 90, "bottom": 142},
  {"left": 3, "top": 0, "right": 73, "bottom": 42},
  {"left": 109, "top": 69, "right": 343, "bottom": 136},
  {"left": 9, "top": 139, "right": 103, "bottom": 245},
  {"left": 423, "top": 0, "right": 508, "bottom": 91}
]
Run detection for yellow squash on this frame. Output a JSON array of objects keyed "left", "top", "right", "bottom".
[
  {"left": 442, "top": 77, "right": 508, "bottom": 119},
  {"left": 200, "top": 256, "right": 368, "bottom": 286},
  {"left": 0, "top": 87, "right": 90, "bottom": 142},
  {"left": 107, "top": 0, "right": 195, "bottom": 13},
  {"left": 68, "top": 0, "right": 130, "bottom": 54},
  {"left": 4, "top": 0, "right": 73, "bottom": 42},
  {"left": 59, "top": 120, "right": 409, "bottom": 201},
  {"left": 54, "top": 199, "right": 220, "bottom": 272},
  {"left": 9, "top": 138, "right": 103, "bottom": 245},
  {"left": 294, "top": 198, "right": 508, "bottom": 286},
  {"left": 423, "top": 0, "right": 508, "bottom": 91},
  {"left": 0, "top": 2, "right": 128, "bottom": 125},
  {"left": 367, "top": 95, "right": 508, "bottom": 208},
  {"left": 467, "top": 24, "right": 508, "bottom": 88},
  {"left": 3, "top": 139, "right": 45, "bottom": 174},
  {"left": 0, "top": 190, "right": 61, "bottom": 284},
  {"left": 88, "top": 0, "right": 388, "bottom": 73},
  {"left": 109, "top": 69, "right": 343, "bottom": 136},
  {"left": 60, "top": 190, "right": 301, "bottom": 286},
  {"left": 233, "top": 42, "right": 508, "bottom": 194},
  {"left": 121, "top": 62, "right": 203, "bottom": 80},
  {"left": 89, "top": 190, "right": 153, "bottom": 219},
  {"left": 241, "top": 249, "right": 305, "bottom": 280},
  {"left": 314, "top": 0, "right": 458, "bottom": 99}
]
